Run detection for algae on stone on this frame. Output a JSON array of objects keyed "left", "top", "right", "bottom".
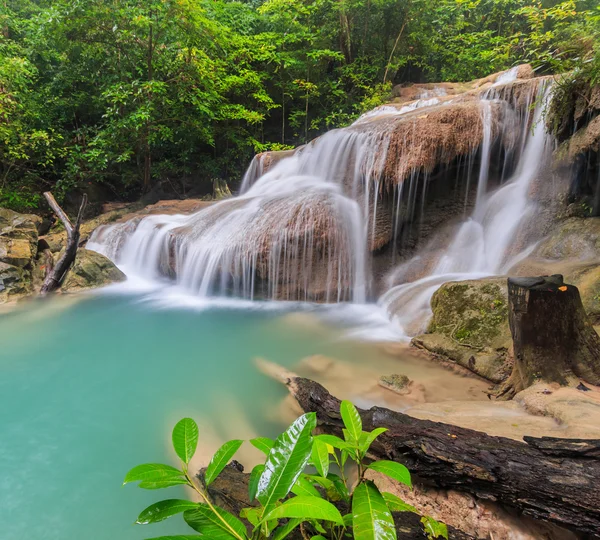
[
  {"left": 61, "top": 249, "right": 126, "bottom": 292},
  {"left": 413, "top": 278, "right": 513, "bottom": 383}
]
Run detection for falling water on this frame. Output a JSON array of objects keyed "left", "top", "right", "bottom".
[
  {"left": 89, "top": 76, "right": 552, "bottom": 331},
  {"left": 380, "top": 83, "right": 553, "bottom": 335},
  {"left": 89, "top": 128, "right": 390, "bottom": 302}
]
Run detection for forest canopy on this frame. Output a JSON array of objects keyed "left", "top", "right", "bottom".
[{"left": 0, "top": 0, "right": 598, "bottom": 211}]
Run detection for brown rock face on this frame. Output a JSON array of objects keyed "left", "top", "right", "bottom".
[
  {"left": 61, "top": 249, "right": 126, "bottom": 292},
  {"left": 0, "top": 208, "right": 42, "bottom": 302}
]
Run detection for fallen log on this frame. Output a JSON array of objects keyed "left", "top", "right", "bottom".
[
  {"left": 284, "top": 377, "right": 600, "bottom": 535},
  {"left": 499, "top": 275, "right": 600, "bottom": 397},
  {"left": 40, "top": 191, "right": 87, "bottom": 295}
]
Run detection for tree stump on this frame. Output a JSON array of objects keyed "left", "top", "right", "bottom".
[{"left": 500, "top": 274, "right": 600, "bottom": 397}]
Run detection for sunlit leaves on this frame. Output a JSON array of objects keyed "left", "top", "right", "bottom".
[
  {"left": 256, "top": 413, "right": 317, "bottom": 514},
  {"left": 172, "top": 418, "right": 198, "bottom": 465},
  {"left": 136, "top": 500, "right": 199, "bottom": 524},
  {"left": 205, "top": 440, "right": 243, "bottom": 486},
  {"left": 262, "top": 496, "right": 344, "bottom": 525},
  {"left": 352, "top": 480, "right": 397, "bottom": 540}
]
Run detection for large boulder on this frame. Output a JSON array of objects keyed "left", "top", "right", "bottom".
[
  {"left": 412, "top": 278, "right": 512, "bottom": 383},
  {"left": 0, "top": 208, "right": 41, "bottom": 302},
  {"left": 61, "top": 249, "right": 126, "bottom": 292}
]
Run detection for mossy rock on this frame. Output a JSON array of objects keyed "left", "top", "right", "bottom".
[
  {"left": 534, "top": 217, "right": 600, "bottom": 260},
  {"left": 378, "top": 374, "right": 412, "bottom": 395},
  {"left": 413, "top": 278, "right": 512, "bottom": 383},
  {"left": 61, "top": 249, "right": 126, "bottom": 292}
]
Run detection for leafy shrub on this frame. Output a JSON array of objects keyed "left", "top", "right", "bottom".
[{"left": 125, "top": 401, "right": 448, "bottom": 539}]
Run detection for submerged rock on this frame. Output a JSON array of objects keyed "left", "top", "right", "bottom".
[
  {"left": 378, "top": 374, "right": 412, "bottom": 395},
  {"left": 412, "top": 278, "right": 512, "bottom": 383},
  {"left": 61, "top": 249, "right": 125, "bottom": 292}
]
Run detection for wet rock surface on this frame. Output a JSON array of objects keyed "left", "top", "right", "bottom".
[{"left": 61, "top": 249, "right": 126, "bottom": 292}]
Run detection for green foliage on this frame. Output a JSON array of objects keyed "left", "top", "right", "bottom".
[
  {"left": 0, "top": 0, "right": 597, "bottom": 211},
  {"left": 125, "top": 402, "right": 449, "bottom": 539}
]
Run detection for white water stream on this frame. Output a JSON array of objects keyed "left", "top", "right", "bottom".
[{"left": 89, "top": 80, "right": 553, "bottom": 339}]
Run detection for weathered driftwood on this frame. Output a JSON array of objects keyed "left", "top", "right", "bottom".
[
  {"left": 200, "top": 463, "right": 475, "bottom": 540},
  {"left": 40, "top": 192, "right": 87, "bottom": 294},
  {"left": 500, "top": 275, "right": 600, "bottom": 397},
  {"left": 284, "top": 377, "right": 600, "bottom": 535}
]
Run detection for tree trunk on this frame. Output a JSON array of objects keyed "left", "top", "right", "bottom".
[
  {"left": 283, "top": 376, "right": 600, "bottom": 535},
  {"left": 500, "top": 275, "right": 600, "bottom": 397},
  {"left": 40, "top": 192, "right": 87, "bottom": 295}
]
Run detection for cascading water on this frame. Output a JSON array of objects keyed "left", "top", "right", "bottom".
[
  {"left": 380, "top": 83, "right": 553, "bottom": 335},
  {"left": 89, "top": 75, "right": 553, "bottom": 337},
  {"left": 89, "top": 127, "right": 390, "bottom": 302}
]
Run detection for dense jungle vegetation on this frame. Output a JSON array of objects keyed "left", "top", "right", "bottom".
[{"left": 0, "top": 0, "right": 598, "bottom": 211}]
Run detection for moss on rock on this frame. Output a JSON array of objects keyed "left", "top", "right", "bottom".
[
  {"left": 413, "top": 278, "right": 513, "bottom": 383},
  {"left": 61, "top": 249, "right": 126, "bottom": 292}
]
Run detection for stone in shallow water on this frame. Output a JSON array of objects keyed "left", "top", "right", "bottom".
[{"left": 378, "top": 373, "right": 412, "bottom": 395}]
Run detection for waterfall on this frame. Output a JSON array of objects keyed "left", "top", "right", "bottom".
[
  {"left": 379, "top": 83, "right": 553, "bottom": 335},
  {"left": 89, "top": 76, "right": 552, "bottom": 326},
  {"left": 89, "top": 127, "right": 390, "bottom": 302}
]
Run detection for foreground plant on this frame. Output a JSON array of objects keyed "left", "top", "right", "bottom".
[{"left": 124, "top": 402, "right": 448, "bottom": 539}]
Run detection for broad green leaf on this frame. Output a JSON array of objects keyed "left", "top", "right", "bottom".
[
  {"left": 136, "top": 499, "right": 199, "bottom": 524},
  {"left": 382, "top": 492, "right": 417, "bottom": 514},
  {"left": 343, "top": 513, "right": 353, "bottom": 527},
  {"left": 147, "top": 536, "right": 203, "bottom": 539},
  {"left": 314, "top": 434, "right": 351, "bottom": 451},
  {"left": 138, "top": 478, "right": 189, "bottom": 490},
  {"left": 272, "top": 518, "right": 302, "bottom": 540},
  {"left": 421, "top": 516, "right": 449, "bottom": 539},
  {"left": 352, "top": 480, "right": 397, "bottom": 540},
  {"left": 311, "top": 438, "right": 329, "bottom": 478},
  {"left": 205, "top": 440, "right": 243, "bottom": 486},
  {"left": 325, "top": 473, "right": 349, "bottom": 501},
  {"left": 340, "top": 400, "right": 362, "bottom": 442},
  {"left": 256, "top": 413, "right": 317, "bottom": 514},
  {"left": 248, "top": 464, "right": 264, "bottom": 501},
  {"left": 311, "top": 537, "right": 327, "bottom": 540},
  {"left": 172, "top": 418, "right": 199, "bottom": 465},
  {"left": 123, "top": 464, "right": 183, "bottom": 485},
  {"left": 262, "top": 496, "right": 344, "bottom": 525},
  {"left": 292, "top": 474, "right": 321, "bottom": 497},
  {"left": 367, "top": 461, "right": 412, "bottom": 488},
  {"left": 250, "top": 437, "right": 274, "bottom": 455},
  {"left": 184, "top": 504, "right": 247, "bottom": 540},
  {"left": 359, "top": 428, "right": 388, "bottom": 455},
  {"left": 240, "top": 507, "right": 261, "bottom": 527}
]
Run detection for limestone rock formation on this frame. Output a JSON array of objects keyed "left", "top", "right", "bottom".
[
  {"left": 412, "top": 278, "right": 512, "bottom": 383},
  {"left": 0, "top": 208, "right": 42, "bottom": 302},
  {"left": 61, "top": 249, "right": 126, "bottom": 292}
]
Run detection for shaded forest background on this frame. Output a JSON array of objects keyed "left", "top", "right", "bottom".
[{"left": 0, "top": 0, "right": 598, "bottom": 212}]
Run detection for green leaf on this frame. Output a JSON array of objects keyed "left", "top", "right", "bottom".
[
  {"left": 272, "top": 518, "right": 302, "bottom": 540},
  {"left": 314, "top": 434, "right": 351, "bottom": 451},
  {"left": 262, "top": 496, "right": 344, "bottom": 525},
  {"left": 146, "top": 536, "right": 203, "bottom": 539},
  {"left": 138, "top": 478, "right": 189, "bottom": 490},
  {"left": 311, "top": 438, "right": 329, "bottom": 478},
  {"left": 123, "top": 464, "right": 183, "bottom": 485},
  {"left": 136, "top": 500, "right": 199, "bottom": 524},
  {"left": 205, "top": 440, "right": 243, "bottom": 486},
  {"left": 256, "top": 413, "right": 317, "bottom": 514},
  {"left": 382, "top": 492, "right": 417, "bottom": 514},
  {"left": 250, "top": 437, "right": 274, "bottom": 455},
  {"left": 359, "top": 428, "right": 388, "bottom": 455},
  {"left": 340, "top": 400, "right": 362, "bottom": 442},
  {"left": 248, "top": 464, "right": 264, "bottom": 502},
  {"left": 421, "top": 516, "right": 449, "bottom": 539},
  {"left": 184, "top": 504, "right": 247, "bottom": 540},
  {"left": 240, "top": 507, "right": 261, "bottom": 527},
  {"left": 311, "top": 536, "right": 327, "bottom": 540},
  {"left": 172, "top": 418, "right": 199, "bottom": 465},
  {"left": 352, "top": 480, "right": 397, "bottom": 540},
  {"left": 367, "top": 461, "right": 412, "bottom": 488},
  {"left": 292, "top": 475, "right": 322, "bottom": 497},
  {"left": 342, "top": 513, "right": 353, "bottom": 527}
]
